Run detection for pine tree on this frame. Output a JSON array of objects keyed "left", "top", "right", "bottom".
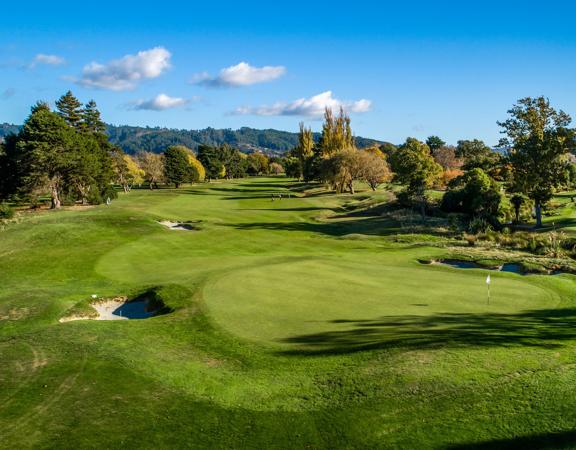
[
  {"left": 82, "top": 100, "right": 106, "bottom": 134},
  {"left": 55, "top": 91, "right": 83, "bottom": 129},
  {"left": 17, "top": 103, "right": 78, "bottom": 208},
  {"left": 164, "top": 146, "right": 191, "bottom": 188}
]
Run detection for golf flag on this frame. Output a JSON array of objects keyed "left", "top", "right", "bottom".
[{"left": 486, "top": 275, "right": 491, "bottom": 285}]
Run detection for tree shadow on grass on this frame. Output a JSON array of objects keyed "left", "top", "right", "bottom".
[
  {"left": 226, "top": 215, "right": 449, "bottom": 237},
  {"left": 278, "top": 308, "right": 576, "bottom": 356},
  {"left": 447, "top": 429, "right": 576, "bottom": 449},
  {"left": 236, "top": 181, "right": 293, "bottom": 189}
]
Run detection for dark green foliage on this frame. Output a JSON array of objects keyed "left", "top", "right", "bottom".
[
  {"left": 196, "top": 144, "right": 248, "bottom": 180},
  {"left": 390, "top": 138, "right": 443, "bottom": 215},
  {"left": 455, "top": 139, "right": 502, "bottom": 174},
  {"left": 0, "top": 134, "right": 21, "bottom": 199},
  {"left": 17, "top": 103, "right": 78, "bottom": 207},
  {"left": 441, "top": 168, "right": 503, "bottom": 228},
  {"left": 425, "top": 135, "right": 446, "bottom": 152},
  {"left": 0, "top": 203, "right": 14, "bottom": 219},
  {"left": 510, "top": 193, "right": 528, "bottom": 223},
  {"left": 246, "top": 152, "right": 269, "bottom": 175},
  {"left": 103, "top": 125, "right": 381, "bottom": 155},
  {"left": 217, "top": 144, "right": 248, "bottom": 178},
  {"left": 3, "top": 122, "right": 382, "bottom": 156},
  {"left": 499, "top": 97, "right": 575, "bottom": 227},
  {"left": 55, "top": 90, "right": 83, "bottom": 129},
  {"left": 197, "top": 145, "right": 226, "bottom": 180},
  {"left": 2, "top": 96, "right": 114, "bottom": 206},
  {"left": 164, "top": 146, "right": 191, "bottom": 188},
  {"left": 284, "top": 157, "right": 302, "bottom": 179},
  {"left": 82, "top": 100, "right": 106, "bottom": 134}
]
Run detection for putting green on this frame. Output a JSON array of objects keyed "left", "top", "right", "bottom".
[{"left": 205, "top": 256, "right": 557, "bottom": 346}]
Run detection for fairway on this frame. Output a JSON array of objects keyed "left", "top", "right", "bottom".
[{"left": 2, "top": 177, "right": 576, "bottom": 448}]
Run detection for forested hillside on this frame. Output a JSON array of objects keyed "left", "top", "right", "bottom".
[{"left": 0, "top": 123, "right": 383, "bottom": 155}]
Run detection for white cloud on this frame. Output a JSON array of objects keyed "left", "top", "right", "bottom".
[
  {"left": 77, "top": 47, "right": 171, "bottom": 91},
  {"left": 193, "top": 62, "right": 286, "bottom": 87},
  {"left": 29, "top": 54, "right": 65, "bottom": 68},
  {"left": 233, "top": 91, "right": 372, "bottom": 117},
  {"left": 129, "top": 93, "right": 188, "bottom": 111}
]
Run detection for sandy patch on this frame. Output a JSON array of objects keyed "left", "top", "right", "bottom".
[
  {"left": 158, "top": 220, "right": 196, "bottom": 231},
  {"left": 60, "top": 296, "right": 157, "bottom": 322}
]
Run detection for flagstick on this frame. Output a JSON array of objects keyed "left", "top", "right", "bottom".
[{"left": 487, "top": 282, "right": 490, "bottom": 305}]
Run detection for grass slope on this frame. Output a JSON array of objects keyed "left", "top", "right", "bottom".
[{"left": 2, "top": 178, "right": 576, "bottom": 449}]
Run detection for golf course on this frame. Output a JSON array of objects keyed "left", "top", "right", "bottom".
[{"left": 2, "top": 177, "right": 576, "bottom": 448}]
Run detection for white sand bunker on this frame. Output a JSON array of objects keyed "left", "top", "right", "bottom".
[
  {"left": 158, "top": 220, "right": 196, "bottom": 231},
  {"left": 92, "top": 298, "right": 156, "bottom": 320},
  {"left": 61, "top": 296, "right": 160, "bottom": 322}
]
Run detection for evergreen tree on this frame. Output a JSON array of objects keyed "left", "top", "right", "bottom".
[
  {"left": 164, "top": 146, "right": 191, "bottom": 188},
  {"left": 82, "top": 100, "right": 106, "bottom": 134},
  {"left": 55, "top": 91, "right": 83, "bottom": 129},
  {"left": 17, "top": 102, "right": 78, "bottom": 208},
  {"left": 425, "top": 136, "right": 446, "bottom": 152},
  {"left": 0, "top": 134, "right": 21, "bottom": 199},
  {"left": 197, "top": 145, "right": 225, "bottom": 180}
]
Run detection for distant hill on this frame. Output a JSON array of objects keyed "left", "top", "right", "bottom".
[
  {"left": 0, "top": 123, "right": 384, "bottom": 155},
  {"left": 0, "top": 123, "right": 20, "bottom": 140}
]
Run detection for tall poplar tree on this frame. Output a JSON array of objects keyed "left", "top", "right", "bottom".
[{"left": 295, "top": 122, "right": 314, "bottom": 174}]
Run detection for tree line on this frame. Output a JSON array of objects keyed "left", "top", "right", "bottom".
[
  {"left": 0, "top": 92, "right": 285, "bottom": 207},
  {"left": 2, "top": 92, "right": 574, "bottom": 232},
  {"left": 287, "top": 97, "right": 576, "bottom": 230}
]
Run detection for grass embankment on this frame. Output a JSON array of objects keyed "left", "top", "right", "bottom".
[{"left": 2, "top": 178, "right": 576, "bottom": 448}]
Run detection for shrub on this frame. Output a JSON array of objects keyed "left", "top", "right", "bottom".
[
  {"left": 0, "top": 203, "right": 14, "bottom": 220},
  {"left": 469, "top": 217, "right": 492, "bottom": 234}
]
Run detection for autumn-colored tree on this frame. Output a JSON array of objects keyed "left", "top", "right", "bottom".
[
  {"left": 363, "top": 146, "right": 386, "bottom": 159},
  {"left": 433, "top": 146, "right": 462, "bottom": 170},
  {"left": 319, "top": 107, "right": 354, "bottom": 157},
  {"left": 247, "top": 152, "right": 270, "bottom": 175},
  {"left": 137, "top": 151, "right": 164, "bottom": 189},
  {"left": 187, "top": 154, "right": 206, "bottom": 182},
  {"left": 294, "top": 122, "right": 314, "bottom": 178},
  {"left": 359, "top": 150, "right": 392, "bottom": 191},
  {"left": 441, "top": 168, "right": 464, "bottom": 186},
  {"left": 112, "top": 150, "right": 144, "bottom": 192},
  {"left": 269, "top": 162, "right": 284, "bottom": 175}
]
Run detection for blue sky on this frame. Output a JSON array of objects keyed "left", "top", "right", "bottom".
[{"left": 1, "top": 0, "right": 576, "bottom": 145}]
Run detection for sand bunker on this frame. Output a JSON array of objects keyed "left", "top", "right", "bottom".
[
  {"left": 158, "top": 220, "right": 196, "bottom": 231},
  {"left": 61, "top": 295, "right": 165, "bottom": 322},
  {"left": 92, "top": 298, "right": 156, "bottom": 320}
]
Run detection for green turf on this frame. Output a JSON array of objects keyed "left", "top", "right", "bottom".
[{"left": 2, "top": 177, "right": 576, "bottom": 449}]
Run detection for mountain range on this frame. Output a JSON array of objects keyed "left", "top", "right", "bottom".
[{"left": 0, "top": 123, "right": 384, "bottom": 156}]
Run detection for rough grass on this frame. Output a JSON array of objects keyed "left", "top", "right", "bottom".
[{"left": 2, "top": 178, "right": 576, "bottom": 448}]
